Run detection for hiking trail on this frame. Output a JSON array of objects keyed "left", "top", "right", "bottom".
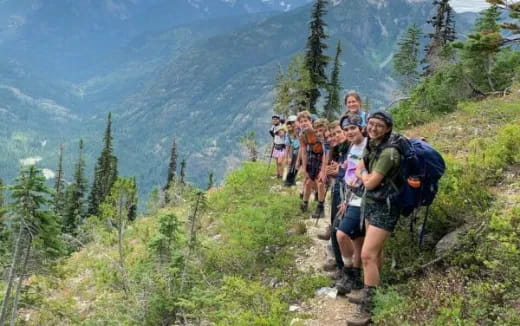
[{"left": 291, "top": 183, "right": 357, "bottom": 326}]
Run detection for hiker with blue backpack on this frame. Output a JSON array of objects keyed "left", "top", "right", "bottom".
[{"left": 346, "top": 111, "right": 446, "bottom": 326}]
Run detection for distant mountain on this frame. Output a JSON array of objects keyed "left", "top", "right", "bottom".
[
  {"left": 0, "top": 0, "right": 311, "bottom": 80},
  {"left": 0, "top": 0, "right": 478, "bottom": 197},
  {"left": 110, "top": 0, "right": 442, "bottom": 190}
]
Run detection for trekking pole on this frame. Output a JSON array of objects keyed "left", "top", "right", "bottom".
[
  {"left": 418, "top": 206, "right": 430, "bottom": 248},
  {"left": 266, "top": 143, "right": 275, "bottom": 176}
]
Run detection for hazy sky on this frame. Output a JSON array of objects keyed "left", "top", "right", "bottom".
[{"left": 451, "top": 0, "right": 490, "bottom": 12}]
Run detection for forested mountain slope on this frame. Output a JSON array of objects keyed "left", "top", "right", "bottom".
[{"left": 10, "top": 87, "right": 519, "bottom": 325}]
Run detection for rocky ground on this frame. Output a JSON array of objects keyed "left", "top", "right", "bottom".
[{"left": 291, "top": 188, "right": 359, "bottom": 326}]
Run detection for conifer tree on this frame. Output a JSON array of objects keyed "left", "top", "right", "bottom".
[
  {"left": 487, "top": 0, "right": 520, "bottom": 38},
  {"left": 63, "top": 140, "right": 87, "bottom": 234},
  {"left": 53, "top": 144, "right": 66, "bottom": 216},
  {"left": 207, "top": 171, "right": 214, "bottom": 191},
  {"left": 88, "top": 113, "right": 118, "bottom": 216},
  {"left": 460, "top": 4, "right": 502, "bottom": 93},
  {"left": 165, "top": 137, "right": 177, "bottom": 191},
  {"left": 99, "top": 177, "right": 138, "bottom": 294},
  {"left": 305, "top": 0, "right": 329, "bottom": 113},
  {"left": 1, "top": 165, "right": 62, "bottom": 324},
  {"left": 273, "top": 53, "right": 313, "bottom": 116},
  {"left": 127, "top": 178, "right": 138, "bottom": 222},
  {"left": 179, "top": 159, "right": 186, "bottom": 185},
  {"left": 423, "top": 0, "right": 457, "bottom": 75},
  {"left": 240, "top": 131, "right": 258, "bottom": 162},
  {"left": 393, "top": 24, "right": 423, "bottom": 93},
  {"left": 323, "top": 41, "right": 342, "bottom": 120}
]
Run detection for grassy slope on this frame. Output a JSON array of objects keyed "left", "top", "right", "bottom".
[
  {"left": 9, "top": 89, "right": 520, "bottom": 325},
  {"left": 374, "top": 89, "right": 520, "bottom": 325}
]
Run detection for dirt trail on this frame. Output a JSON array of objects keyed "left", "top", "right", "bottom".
[{"left": 293, "top": 196, "right": 358, "bottom": 326}]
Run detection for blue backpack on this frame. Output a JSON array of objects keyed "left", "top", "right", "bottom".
[{"left": 367, "top": 133, "right": 446, "bottom": 245}]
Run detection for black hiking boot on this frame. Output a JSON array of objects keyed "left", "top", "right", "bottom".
[
  {"left": 337, "top": 268, "right": 363, "bottom": 295},
  {"left": 312, "top": 202, "right": 325, "bottom": 219},
  {"left": 331, "top": 268, "right": 344, "bottom": 280},
  {"left": 317, "top": 224, "right": 331, "bottom": 240},
  {"left": 346, "top": 286, "right": 375, "bottom": 326},
  {"left": 300, "top": 201, "right": 309, "bottom": 213},
  {"left": 336, "top": 267, "right": 353, "bottom": 295}
]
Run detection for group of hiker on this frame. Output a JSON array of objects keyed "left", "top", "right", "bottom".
[{"left": 268, "top": 91, "right": 445, "bottom": 326}]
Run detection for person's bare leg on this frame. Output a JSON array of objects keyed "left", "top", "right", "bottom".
[
  {"left": 361, "top": 225, "right": 391, "bottom": 286},
  {"left": 352, "top": 237, "right": 364, "bottom": 269},
  {"left": 303, "top": 179, "right": 315, "bottom": 201},
  {"left": 337, "top": 230, "right": 354, "bottom": 266},
  {"left": 317, "top": 180, "right": 326, "bottom": 202}
]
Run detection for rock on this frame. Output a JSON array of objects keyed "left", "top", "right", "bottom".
[
  {"left": 315, "top": 287, "right": 337, "bottom": 299},
  {"left": 289, "top": 305, "right": 301, "bottom": 312},
  {"left": 435, "top": 224, "right": 470, "bottom": 256}
]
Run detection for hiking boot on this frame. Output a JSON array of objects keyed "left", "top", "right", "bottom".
[
  {"left": 346, "top": 286, "right": 375, "bottom": 326},
  {"left": 346, "top": 305, "right": 371, "bottom": 326},
  {"left": 317, "top": 224, "right": 331, "bottom": 240},
  {"left": 312, "top": 202, "right": 325, "bottom": 219},
  {"left": 347, "top": 286, "right": 375, "bottom": 305},
  {"left": 300, "top": 201, "right": 308, "bottom": 212},
  {"left": 331, "top": 268, "right": 343, "bottom": 280},
  {"left": 322, "top": 259, "right": 337, "bottom": 272},
  {"left": 337, "top": 268, "right": 363, "bottom": 295},
  {"left": 336, "top": 267, "right": 353, "bottom": 295}
]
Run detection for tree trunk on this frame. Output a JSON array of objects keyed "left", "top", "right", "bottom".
[
  {"left": 0, "top": 225, "right": 24, "bottom": 325},
  {"left": 10, "top": 234, "right": 32, "bottom": 326},
  {"left": 487, "top": 55, "right": 495, "bottom": 92},
  {"left": 117, "top": 200, "right": 129, "bottom": 295}
]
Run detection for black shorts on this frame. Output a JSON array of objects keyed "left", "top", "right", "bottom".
[
  {"left": 365, "top": 201, "right": 400, "bottom": 232},
  {"left": 337, "top": 206, "right": 365, "bottom": 239}
]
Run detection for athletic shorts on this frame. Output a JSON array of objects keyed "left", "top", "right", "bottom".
[
  {"left": 273, "top": 149, "right": 286, "bottom": 158},
  {"left": 365, "top": 201, "right": 400, "bottom": 232},
  {"left": 337, "top": 206, "right": 365, "bottom": 239}
]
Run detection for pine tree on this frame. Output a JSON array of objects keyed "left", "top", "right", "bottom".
[
  {"left": 1, "top": 165, "right": 62, "bottom": 324},
  {"left": 165, "top": 137, "right": 177, "bottom": 191},
  {"left": 273, "top": 53, "right": 313, "bottom": 116},
  {"left": 99, "top": 177, "right": 138, "bottom": 294},
  {"left": 487, "top": 0, "right": 520, "bottom": 38},
  {"left": 63, "top": 140, "right": 87, "bottom": 234},
  {"left": 273, "top": 65, "right": 292, "bottom": 117},
  {"left": 460, "top": 4, "right": 502, "bottom": 93},
  {"left": 127, "top": 178, "right": 138, "bottom": 222},
  {"left": 240, "top": 131, "right": 258, "bottom": 162},
  {"left": 207, "top": 171, "right": 214, "bottom": 191},
  {"left": 323, "top": 41, "right": 342, "bottom": 120},
  {"left": 423, "top": 0, "right": 457, "bottom": 75},
  {"left": 305, "top": 0, "right": 329, "bottom": 113},
  {"left": 393, "top": 24, "right": 423, "bottom": 93},
  {"left": 179, "top": 159, "right": 186, "bottom": 185},
  {"left": 88, "top": 113, "right": 118, "bottom": 216},
  {"left": 53, "top": 144, "right": 66, "bottom": 216}
]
